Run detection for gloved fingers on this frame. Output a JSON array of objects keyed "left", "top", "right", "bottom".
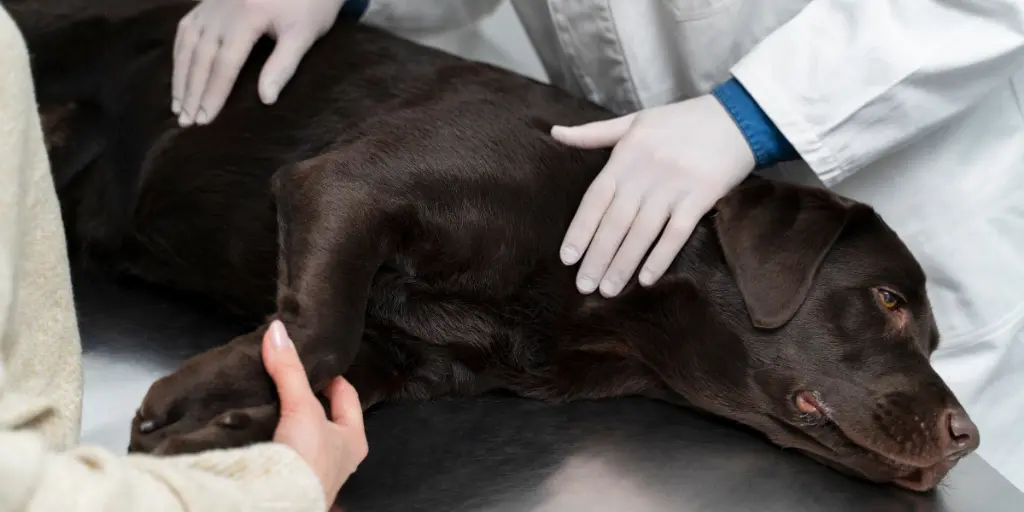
[
  {"left": 575, "top": 190, "right": 642, "bottom": 294},
  {"left": 560, "top": 176, "right": 616, "bottom": 266},
  {"left": 195, "top": 22, "right": 264, "bottom": 125},
  {"left": 550, "top": 112, "right": 636, "bottom": 149},
  {"left": 598, "top": 194, "right": 672, "bottom": 297},
  {"left": 172, "top": 9, "right": 202, "bottom": 116},
  {"left": 640, "top": 200, "right": 706, "bottom": 286},
  {"left": 258, "top": 31, "right": 317, "bottom": 105},
  {"left": 179, "top": 22, "right": 226, "bottom": 126}
]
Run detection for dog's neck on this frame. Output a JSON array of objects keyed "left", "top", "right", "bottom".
[{"left": 570, "top": 215, "right": 763, "bottom": 412}]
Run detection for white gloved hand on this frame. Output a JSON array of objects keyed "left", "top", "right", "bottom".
[
  {"left": 172, "top": 0, "right": 346, "bottom": 127},
  {"left": 551, "top": 94, "right": 755, "bottom": 298}
]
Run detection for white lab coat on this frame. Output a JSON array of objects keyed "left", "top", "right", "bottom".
[{"left": 361, "top": 0, "right": 1024, "bottom": 491}]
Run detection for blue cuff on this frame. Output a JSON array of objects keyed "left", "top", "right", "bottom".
[
  {"left": 711, "top": 77, "right": 798, "bottom": 169},
  {"left": 338, "top": 0, "right": 370, "bottom": 20}
]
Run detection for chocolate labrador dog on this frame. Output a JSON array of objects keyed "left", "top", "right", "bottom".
[{"left": 10, "top": 1, "right": 979, "bottom": 492}]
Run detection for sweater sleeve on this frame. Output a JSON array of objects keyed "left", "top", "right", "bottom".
[
  {"left": 0, "top": 6, "right": 327, "bottom": 512},
  {"left": 0, "top": 431, "right": 327, "bottom": 512},
  {"left": 0, "top": 0, "right": 83, "bottom": 454},
  {"left": 729, "top": 0, "right": 1024, "bottom": 186}
]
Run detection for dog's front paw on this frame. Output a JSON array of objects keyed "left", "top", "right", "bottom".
[
  {"left": 127, "top": 371, "right": 223, "bottom": 453},
  {"left": 149, "top": 404, "right": 281, "bottom": 456},
  {"left": 128, "top": 342, "right": 270, "bottom": 453}
]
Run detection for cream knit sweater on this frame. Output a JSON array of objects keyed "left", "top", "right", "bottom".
[{"left": 0, "top": 6, "right": 328, "bottom": 511}]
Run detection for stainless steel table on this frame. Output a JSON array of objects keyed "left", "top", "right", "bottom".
[{"left": 73, "top": 269, "right": 1022, "bottom": 512}]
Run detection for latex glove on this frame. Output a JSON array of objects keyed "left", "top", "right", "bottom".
[
  {"left": 551, "top": 94, "right": 755, "bottom": 298},
  {"left": 172, "top": 0, "right": 345, "bottom": 127},
  {"left": 264, "top": 320, "right": 368, "bottom": 506}
]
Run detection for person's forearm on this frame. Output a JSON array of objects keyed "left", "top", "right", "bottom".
[
  {"left": 729, "top": 0, "right": 1024, "bottom": 185},
  {"left": 345, "top": 0, "right": 504, "bottom": 36},
  {"left": 1, "top": 431, "right": 325, "bottom": 512}
]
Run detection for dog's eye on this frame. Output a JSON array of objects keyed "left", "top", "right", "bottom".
[{"left": 876, "top": 288, "right": 903, "bottom": 310}]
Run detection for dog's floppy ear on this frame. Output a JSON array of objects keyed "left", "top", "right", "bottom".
[
  {"left": 713, "top": 179, "right": 850, "bottom": 329},
  {"left": 39, "top": 100, "right": 107, "bottom": 191}
]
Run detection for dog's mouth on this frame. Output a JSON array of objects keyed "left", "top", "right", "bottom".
[
  {"left": 788, "top": 390, "right": 967, "bottom": 492},
  {"left": 891, "top": 458, "right": 959, "bottom": 492},
  {"left": 797, "top": 447, "right": 960, "bottom": 492}
]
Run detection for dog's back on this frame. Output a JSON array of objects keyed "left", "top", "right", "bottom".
[
  {"left": 19, "top": 3, "right": 615, "bottom": 319},
  {"left": 23, "top": 0, "right": 678, "bottom": 409}
]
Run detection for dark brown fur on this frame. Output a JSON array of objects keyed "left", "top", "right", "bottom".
[{"left": 7, "top": 0, "right": 979, "bottom": 492}]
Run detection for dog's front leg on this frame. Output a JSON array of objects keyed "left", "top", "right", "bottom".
[
  {"left": 269, "top": 155, "right": 394, "bottom": 390},
  {"left": 130, "top": 153, "right": 394, "bottom": 453}
]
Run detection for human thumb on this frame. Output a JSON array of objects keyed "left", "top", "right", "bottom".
[
  {"left": 262, "top": 320, "right": 317, "bottom": 415},
  {"left": 326, "top": 377, "right": 364, "bottom": 427},
  {"left": 550, "top": 113, "right": 637, "bottom": 149},
  {"left": 258, "top": 32, "right": 317, "bottom": 105}
]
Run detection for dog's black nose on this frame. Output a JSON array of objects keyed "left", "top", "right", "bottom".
[{"left": 942, "top": 408, "right": 980, "bottom": 458}]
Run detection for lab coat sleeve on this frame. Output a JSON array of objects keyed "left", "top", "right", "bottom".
[
  {"left": 0, "top": 6, "right": 326, "bottom": 512},
  {"left": 352, "top": 0, "right": 505, "bottom": 36},
  {"left": 730, "top": 1, "right": 1024, "bottom": 186}
]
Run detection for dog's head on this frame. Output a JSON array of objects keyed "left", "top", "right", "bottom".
[{"left": 651, "top": 177, "right": 976, "bottom": 492}]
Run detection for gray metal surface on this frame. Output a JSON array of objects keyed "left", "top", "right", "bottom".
[{"left": 73, "top": 268, "right": 1021, "bottom": 512}]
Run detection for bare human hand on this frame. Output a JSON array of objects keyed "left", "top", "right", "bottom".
[{"left": 263, "top": 320, "right": 368, "bottom": 507}]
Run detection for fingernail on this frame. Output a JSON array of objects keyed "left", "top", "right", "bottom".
[
  {"left": 269, "top": 320, "right": 291, "bottom": 351},
  {"left": 178, "top": 112, "right": 191, "bottom": 127},
  {"left": 577, "top": 276, "right": 597, "bottom": 294},
  {"left": 639, "top": 270, "right": 654, "bottom": 287},
  {"left": 171, "top": 99, "right": 180, "bottom": 114},
  {"left": 560, "top": 246, "right": 579, "bottom": 264},
  {"left": 196, "top": 108, "right": 208, "bottom": 125},
  {"left": 599, "top": 278, "right": 621, "bottom": 297}
]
